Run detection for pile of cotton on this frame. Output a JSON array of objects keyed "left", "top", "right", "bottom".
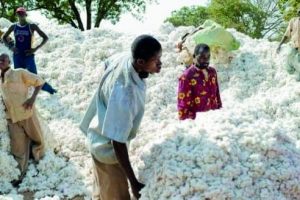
[
  {"left": 0, "top": 20, "right": 89, "bottom": 198},
  {"left": 0, "top": 101, "right": 20, "bottom": 194},
  {"left": 132, "top": 29, "right": 300, "bottom": 200},
  {"left": 0, "top": 16, "right": 299, "bottom": 199}
]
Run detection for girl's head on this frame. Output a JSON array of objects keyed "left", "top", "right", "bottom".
[
  {"left": 16, "top": 7, "right": 27, "bottom": 23},
  {"left": 0, "top": 53, "right": 10, "bottom": 71},
  {"left": 131, "top": 35, "right": 162, "bottom": 78},
  {"left": 193, "top": 44, "right": 210, "bottom": 69}
]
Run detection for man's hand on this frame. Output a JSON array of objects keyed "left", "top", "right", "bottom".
[
  {"left": 131, "top": 181, "right": 145, "bottom": 199},
  {"left": 176, "top": 41, "right": 183, "bottom": 52},
  {"left": 25, "top": 48, "right": 37, "bottom": 56},
  {"left": 23, "top": 98, "right": 35, "bottom": 110},
  {"left": 112, "top": 141, "right": 144, "bottom": 199}
]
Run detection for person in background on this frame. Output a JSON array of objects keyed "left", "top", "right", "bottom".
[
  {"left": 175, "top": 26, "right": 204, "bottom": 66},
  {"left": 277, "top": 8, "right": 300, "bottom": 74},
  {"left": 80, "top": 35, "right": 162, "bottom": 200},
  {"left": 177, "top": 43, "right": 222, "bottom": 120},
  {"left": 2, "top": 7, "right": 57, "bottom": 94},
  {"left": 0, "top": 53, "right": 45, "bottom": 186}
]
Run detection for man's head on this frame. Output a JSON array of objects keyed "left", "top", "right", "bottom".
[
  {"left": 131, "top": 35, "right": 162, "bottom": 78},
  {"left": 0, "top": 54, "right": 11, "bottom": 71},
  {"left": 16, "top": 7, "right": 27, "bottom": 23},
  {"left": 193, "top": 43, "right": 210, "bottom": 69}
]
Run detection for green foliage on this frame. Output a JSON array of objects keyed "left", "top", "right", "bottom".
[
  {"left": 208, "top": 0, "right": 267, "bottom": 38},
  {"left": 0, "top": 0, "right": 34, "bottom": 22},
  {"left": 165, "top": 6, "right": 209, "bottom": 27},
  {"left": 165, "top": 0, "right": 284, "bottom": 39},
  {"left": 278, "top": 0, "right": 300, "bottom": 21},
  {"left": 0, "top": 0, "right": 152, "bottom": 31}
]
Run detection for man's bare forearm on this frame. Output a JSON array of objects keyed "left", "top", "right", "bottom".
[
  {"left": 112, "top": 140, "right": 139, "bottom": 185},
  {"left": 31, "top": 85, "right": 42, "bottom": 101},
  {"left": 36, "top": 37, "right": 48, "bottom": 50}
]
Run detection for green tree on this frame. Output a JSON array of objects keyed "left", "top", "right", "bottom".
[
  {"left": 165, "top": 0, "right": 284, "bottom": 39},
  {"left": 209, "top": 0, "right": 283, "bottom": 38},
  {"left": 0, "top": 0, "right": 153, "bottom": 31},
  {"left": 248, "top": 0, "right": 284, "bottom": 39},
  {"left": 0, "top": 0, "right": 34, "bottom": 22},
  {"left": 165, "top": 6, "right": 209, "bottom": 27},
  {"left": 278, "top": 0, "right": 300, "bottom": 21},
  {"left": 36, "top": 0, "right": 154, "bottom": 31}
]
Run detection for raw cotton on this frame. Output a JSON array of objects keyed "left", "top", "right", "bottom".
[{"left": 0, "top": 18, "right": 299, "bottom": 200}]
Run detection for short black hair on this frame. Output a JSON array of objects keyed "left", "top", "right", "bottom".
[
  {"left": 194, "top": 43, "right": 210, "bottom": 56},
  {"left": 0, "top": 53, "right": 10, "bottom": 63},
  {"left": 131, "top": 35, "right": 162, "bottom": 61}
]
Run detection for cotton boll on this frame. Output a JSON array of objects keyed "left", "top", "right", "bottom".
[
  {"left": 0, "top": 18, "right": 12, "bottom": 29},
  {"left": 0, "top": 194, "right": 23, "bottom": 200},
  {"left": 18, "top": 151, "right": 88, "bottom": 198},
  {"left": 1, "top": 16, "right": 300, "bottom": 199}
]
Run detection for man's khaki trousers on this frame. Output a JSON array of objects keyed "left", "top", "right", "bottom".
[
  {"left": 8, "top": 113, "right": 45, "bottom": 179},
  {"left": 92, "top": 156, "right": 131, "bottom": 200}
]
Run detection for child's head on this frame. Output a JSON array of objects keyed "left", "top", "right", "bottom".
[
  {"left": 0, "top": 53, "right": 10, "bottom": 70},
  {"left": 131, "top": 35, "right": 162, "bottom": 78},
  {"left": 193, "top": 43, "right": 210, "bottom": 68},
  {"left": 16, "top": 7, "right": 27, "bottom": 23}
]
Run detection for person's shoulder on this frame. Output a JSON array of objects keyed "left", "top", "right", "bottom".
[
  {"left": 182, "top": 65, "right": 197, "bottom": 79},
  {"left": 105, "top": 52, "right": 130, "bottom": 67},
  {"left": 208, "top": 66, "right": 217, "bottom": 73},
  {"left": 14, "top": 68, "right": 33, "bottom": 76},
  {"left": 29, "top": 23, "right": 39, "bottom": 29},
  {"left": 13, "top": 68, "right": 27, "bottom": 74},
  {"left": 8, "top": 24, "right": 16, "bottom": 30},
  {"left": 9, "top": 68, "right": 25, "bottom": 77}
]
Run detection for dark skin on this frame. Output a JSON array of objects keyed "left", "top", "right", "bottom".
[
  {"left": 0, "top": 54, "right": 42, "bottom": 109},
  {"left": 112, "top": 50, "right": 162, "bottom": 199},
  {"left": 194, "top": 48, "right": 211, "bottom": 69},
  {"left": 2, "top": 12, "right": 48, "bottom": 56},
  {"left": 277, "top": 9, "right": 300, "bottom": 53}
]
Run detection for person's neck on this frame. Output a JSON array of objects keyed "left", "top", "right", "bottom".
[
  {"left": 1, "top": 67, "right": 10, "bottom": 81},
  {"left": 132, "top": 62, "right": 149, "bottom": 79},
  {"left": 19, "top": 21, "right": 27, "bottom": 26},
  {"left": 195, "top": 64, "right": 208, "bottom": 70}
]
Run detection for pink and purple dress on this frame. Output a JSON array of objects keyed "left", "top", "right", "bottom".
[{"left": 177, "top": 65, "right": 222, "bottom": 120}]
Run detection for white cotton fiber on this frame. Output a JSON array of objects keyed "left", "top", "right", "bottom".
[{"left": 0, "top": 17, "right": 299, "bottom": 199}]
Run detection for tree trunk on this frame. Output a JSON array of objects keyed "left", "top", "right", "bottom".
[
  {"left": 94, "top": 0, "right": 105, "bottom": 28},
  {"left": 70, "top": 20, "right": 79, "bottom": 29},
  {"left": 68, "top": 0, "right": 85, "bottom": 31},
  {"left": 94, "top": 14, "right": 104, "bottom": 28},
  {"left": 86, "top": 0, "right": 92, "bottom": 30},
  {"left": 94, "top": 0, "right": 118, "bottom": 28}
]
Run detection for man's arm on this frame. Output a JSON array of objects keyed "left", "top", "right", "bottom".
[
  {"left": 112, "top": 141, "right": 144, "bottom": 199},
  {"left": 21, "top": 69, "right": 45, "bottom": 110},
  {"left": 277, "top": 36, "right": 289, "bottom": 53},
  {"left": 178, "top": 75, "right": 195, "bottom": 120},
  {"left": 26, "top": 24, "right": 48, "bottom": 56},
  {"left": 23, "top": 85, "right": 42, "bottom": 110},
  {"left": 31, "top": 24, "right": 48, "bottom": 49},
  {"left": 277, "top": 20, "right": 292, "bottom": 53},
  {"left": 2, "top": 25, "right": 16, "bottom": 51}
]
